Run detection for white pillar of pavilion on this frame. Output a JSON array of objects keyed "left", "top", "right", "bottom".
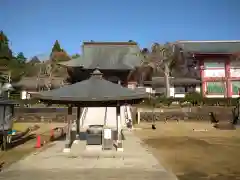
[
  {"left": 117, "top": 80, "right": 123, "bottom": 151},
  {"left": 116, "top": 105, "right": 123, "bottom": 151},
  {"left": 63, "top": 106, "right": 72, "bottom": 153}
]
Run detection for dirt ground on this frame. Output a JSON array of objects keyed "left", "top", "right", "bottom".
[
  {"left": 0, "top": 122, "right": 66, "bottom": 170},
  {"left": 134, "top": 121, "right": 240, "bottom": 180}
]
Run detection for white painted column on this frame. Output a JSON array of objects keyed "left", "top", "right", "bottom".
[
  {"left": 146, "top": 87, "right": 153, "bottom": 94},
  {"left": 116, "top": 105, "right": 123, "bottom": 151},
  {"left": 195, "top": 86, "right": 201, "bottom": 93},
  {"left": 21, "top": 91, "right": 27, "bottom": 99},
  {"left": 170, "top": 87, "right": 175, "bottom": 97},
  {"left": 137, "top": 111, "right": 140, "bottom": 124},
  {"left": 63, "top": 107, "right": 72, "bottom": 153},
  {"left": 127, "top": 81, "right": 138, "bottom": 89},
  {"left": 0, "top": 82, "right": 2, "bottom": 96}
]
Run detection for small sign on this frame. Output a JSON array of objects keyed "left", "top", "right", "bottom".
[
  {"left": 146, "top": 87, "right": 152, "bottom": 93},
  {"left": 230, "top": 68, "right": 240, "bottom": 77},
  {"left": 204, "top": 69, "right": 225, "bottom": 77},
  {"left": 71, "top": 123, "right": 76, "bottom": 131},
  {"left": 21, "top": 91, "right": 27, "bottom": 99},
  {"left": 104, "top": 129, "right": 112, "bottom": 139}
]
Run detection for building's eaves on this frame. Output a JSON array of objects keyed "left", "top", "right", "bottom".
[{"left": 176, "top": 40, "right": 240, "bottom": 43}]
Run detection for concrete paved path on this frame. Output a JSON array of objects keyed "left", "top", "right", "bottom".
[{"left": 0, "top": 130, "right": 177, "bottom": 180}]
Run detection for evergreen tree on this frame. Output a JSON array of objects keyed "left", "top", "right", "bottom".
[
  {"left": 0, "top": 31, "right": 9, "bottom": 44},
  {"left": 51, "top": 40, "right": 62, "bottom": 53},
  {"left": 0, "top": 31, "right": 26, "bottom": 82},
  {"left": 16, "top": 52, "right": 27, "bottom": 64},
  {"left": 50, "top": 40, "right": 70, "bottom": 62},
  {"left": 0, "top": 31, "right": 13, "bottom": 60}
]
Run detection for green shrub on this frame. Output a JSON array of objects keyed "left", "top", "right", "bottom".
[
  {"left": 185, "top": 92, "right": 202, "bottom": 106},
  {"left": 141, "top": 96, "right": 238, "bottom": 107}
]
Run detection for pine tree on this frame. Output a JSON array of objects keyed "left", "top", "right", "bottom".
[
  {"left": 0, "top": 31, "right": 9, "bottom": 44},
  {"left": 50, "top": 40, "right": 70, "bottom": 62},
  {"left": 51, "top": 40, "right": 62, "bottom": 53},
  {"left": 49, "top": 40, "right": 70, "bottom": 79},
  {"left": 16, "top": 52, "right": 27, "bottom": 64},
  {"left": 0, "top": 31, "right": 27, "bottom": 82},
  {"left": 0, "top": 31, "right": 12, "bottom": 60}
]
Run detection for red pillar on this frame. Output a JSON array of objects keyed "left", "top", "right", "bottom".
[
  {"left": 199, "top": 59, "right": 205, "bottom": 97},
  {"left": 35, "top": 135, "right": 41, "bottom": 148},
  {"left": 225, "top": 59, "right": 231, "bottom": 97}
]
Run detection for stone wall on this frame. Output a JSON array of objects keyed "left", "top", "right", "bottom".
[
  {"left": 14, "top": 107, "right": 78, "bottom": 123},
  {"left": 13, "top": 106, "right": 233, "bottom": 123},
  {"left": 135, "top": 106, "right": 233, "bottom": 122}
]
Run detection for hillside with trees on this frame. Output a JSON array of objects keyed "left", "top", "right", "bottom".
[
  {"left": 0, "top": 31, "right": 27, "bottom": 82},
  {"left": 0, "top": 31, "right": 72, "bottom": 84},
  {"left": 0, "top": 30, "right": 189, "bottom": 96}
]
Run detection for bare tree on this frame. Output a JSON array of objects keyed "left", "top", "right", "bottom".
[
  {"left": 154, "top": 43, "right": 176, "bottom": 97},
  {"left": 45, "top": 63, "right": 53, "bottom": 90},
  {"left": 127, "top": 43, "right": 176, "bottom": 97},
  {"left": 141, "top": 43, "right": 176, "bottom": 97},
  {"left": 127, "top": 48, "right": 150, "bottom": 85}
]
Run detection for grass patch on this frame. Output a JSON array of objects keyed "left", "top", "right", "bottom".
[
  {"left": 12, "top": 123, "right": 30, "bottom": 132},
  {"left": 135, "top": 121, "right": 240, "bottom": 180}
]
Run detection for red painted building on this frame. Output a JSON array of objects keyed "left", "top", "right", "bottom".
[{"left": 176, "top": 40, "right": 240, "bottom": 98}]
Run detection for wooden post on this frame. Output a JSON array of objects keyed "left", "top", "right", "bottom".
[
  {"left": 63, "top": 106, "right": 72, "bottom": 152},
  {"left": 116, "top": 80, "right": 123, "bottom": 151},
  {"left": 7, "top": 71, "right": 11, "bottom": 98},
  {"left": 137, "top": 111, "right": 140, "bottom": 124},
  {"left": 70, "top": 106, "right": 77, "bottom": 142},
  {"left": 116, "top": 105, "right": 123, "bottom": 151},
  {"left": 76, "top": 106, "right": 81, "bottom": 135}
]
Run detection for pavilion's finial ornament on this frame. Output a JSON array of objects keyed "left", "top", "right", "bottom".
[{"left": 91, "top": 68, "right": 103, "bottom": 79}]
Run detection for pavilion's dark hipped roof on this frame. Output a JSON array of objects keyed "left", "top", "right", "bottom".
[
  {"left": 176, "top": 40, "right": 240, "bottom": 54},
  {"left": 33, "top": 69, "right": 148, "bottom": 103},
  {"left": 0, "top": 99, "right": 16, "bottom": 105},
  {"left": 59, "top": 42, "right": 142, "bottom": 70}
]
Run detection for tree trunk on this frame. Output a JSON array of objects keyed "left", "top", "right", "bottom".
[{"left": 164, "top": 63, "right": 171, "bottom": 97}]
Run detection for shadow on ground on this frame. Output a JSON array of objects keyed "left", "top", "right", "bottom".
[
  {"left": 10, "top": 134, "right": 36, "bottom": 149},
  {"left": 79, "top": 130, "right": 125, "bottom": 141},
  {"left": 177, "top": 171, "right": 240, "bottom": 180},
  {"left": 52, "top": 134, "right": 66, "bottom": 141}
]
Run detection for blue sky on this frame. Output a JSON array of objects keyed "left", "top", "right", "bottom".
[{"left": 1, "top": 0, "right": 240, "bottom": 58}]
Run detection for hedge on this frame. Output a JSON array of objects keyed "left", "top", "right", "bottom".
[{"left": 141, "top": 92, "right": 240, "bottom": 107}]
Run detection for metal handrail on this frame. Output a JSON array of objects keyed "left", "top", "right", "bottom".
[
  {"left": 104, "top": 107, "right": 107, "bottom": 127},
  {"left": 80, "top": 108, "right": 88, "bottom": 127}
]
